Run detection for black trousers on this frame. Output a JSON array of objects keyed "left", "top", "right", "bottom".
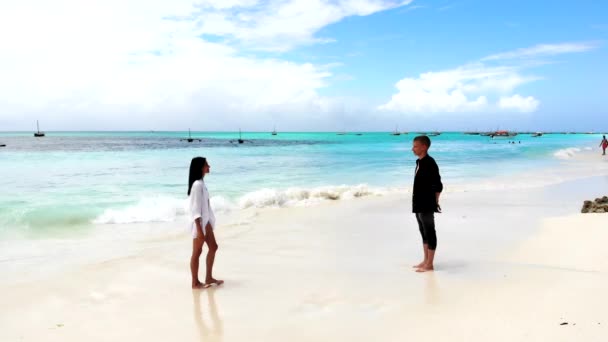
[{"left": 415, "top": 212, "right": 437, "bottom": 250}]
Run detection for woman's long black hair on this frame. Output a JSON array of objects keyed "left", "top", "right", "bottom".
[{"left": 188, "top": 157, "right": 207, "bottom": 196}]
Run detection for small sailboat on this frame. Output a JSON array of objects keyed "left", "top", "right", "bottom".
[
  {"left": 187, "top": 129, "right": 193, "bottom": 142},
  {"left": 34, "top": 120, "right": 45, "bottom": 137},
  {"left": 230, "top": 128, "right": 246, "bottom": 144},
  {"left": 531, "top": 132, "right": 543, "bottom": 137},
  {"left": 271, "top": 126, "right": 277, "bottom": 136},
  {"left": 180, "top": 128, "right": 201, "bottom": 142},
  {"left": 390, "top": 125, "right": 401, "bottom": 136},
  {"left": 238, "top": 129, "right": 244, "bottom": 144}
]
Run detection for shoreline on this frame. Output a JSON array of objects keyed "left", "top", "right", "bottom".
[
  {"left": 2, "top": 133, "right": 605, "bottom": 240},
  {"left": 2, "top": 147, "right": 606, "bottom": 234},
  {"left": 1, "top": 168, "right": 607, "bottom": 286}
]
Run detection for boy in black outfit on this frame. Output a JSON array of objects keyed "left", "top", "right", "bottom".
[{"left": 411, "top": 135, "right": 443, "bottom": 272}]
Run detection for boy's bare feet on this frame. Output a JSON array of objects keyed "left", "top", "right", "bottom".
[
  {"left": 192, "top": 281, "right": 206, "bottom": 289},
  {"left": 415, "top": 265, "right": 434, "bottom": 272}
]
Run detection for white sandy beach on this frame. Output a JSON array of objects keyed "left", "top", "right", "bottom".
[{"left": 1, "top": 157, "right": 608, "bottom": 342}]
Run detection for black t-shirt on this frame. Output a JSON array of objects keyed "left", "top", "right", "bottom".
[{"left": 412, "top": 155, "right": 443, "bottom": 213}]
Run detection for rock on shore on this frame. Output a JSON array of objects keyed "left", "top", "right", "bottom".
[{"left": 582, "top": 196, "right": 608, "bottom": 213}]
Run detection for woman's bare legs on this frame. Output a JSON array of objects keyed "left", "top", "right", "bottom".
[
  {"left": 191, "top": 224, "right": 205, "bottom": 289},
  {"left": 204, "top": 224, "right": 223, "bottom": 286}
]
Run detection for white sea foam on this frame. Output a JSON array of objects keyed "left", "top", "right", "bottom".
[
  {"left": 210, "top": 195, "right": 237, "bottom": 213},
  {"left": 553, "top": 147, "right": 582, "bottom": 160},
  {"left": 93, "top": 196, "right": 188, "bottom": 224},
  {"left": 91, "top": 185, "right": 389, "bottom": 224},
  {"left": 237, "top": 184, "right": 387, "bottom": 209}
]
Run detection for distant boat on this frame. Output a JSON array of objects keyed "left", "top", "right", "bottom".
[
  {"left": 180, "top": 128, "right": 201, "bottom": 142},
  {"left": 532, "top": 132, "right": 543, "bottom": 137},
  {"left": 337, "top": 131, "right": 347, "bottom": 135},
  {"left": 391, "top": 125, "right": 401, "bottom": 136},
  {"left": 187, "top": 129, "right": 193, "bottom": 142},
  {"left": 271, "top": 126, "right": 277, "bottom": 136},
  {"left": 428, "top": 131, "right": 441, "bottom": 136},
  {"left": 489, "top": 130, "right": 517, "bottom": 138},
  {"left": 238, "top": 129, "right": 244, "bottom": 144},
  {"left": 0, "top": 144, "right": 6, "bottom": 147},
  {"left": 34, "top": 120, "right": 45, "bottom": 137},
  {"left": 355, "top": 133, "right": 363, "bottom": 136}
]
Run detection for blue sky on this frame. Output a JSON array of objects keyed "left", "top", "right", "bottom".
[
  {"left": 0, "top": 0, "right": 606, "bottom": 131},
  {"left": 308, "top": 1, "right": 606, "bottom": 96}
]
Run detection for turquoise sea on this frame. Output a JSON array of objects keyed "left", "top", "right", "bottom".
[{"left": 0, "top": 131, "right": 603, "bottom": 237}]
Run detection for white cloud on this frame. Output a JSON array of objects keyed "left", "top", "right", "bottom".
[
  {"left": 199, "top": 0, "right": 261, "bottom": 10},
  {"left": 378, "top": 64, "right": 535, "bottom": 113},
  {"left": 481, "top": 42, "right": 598, "bottom": 61},
  {"left": 0, "top": 0, "right": 408, "bottom": 130},
  {"left": 379, "top": 41, "right": 598, "bottom": 114},
  {"left": 498, "top": 94, "right": 539, "bottom": 112},
  {"left": 197, "top": 0, "right": 412, "bottom": 51}
]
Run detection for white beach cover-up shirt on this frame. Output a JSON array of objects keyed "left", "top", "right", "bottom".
[{"left": 189, "top": 179, "right": 215, "bottom": 238}]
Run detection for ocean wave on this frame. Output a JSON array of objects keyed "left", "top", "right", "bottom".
[
  {"left": 237, "top": 184, "right": 386, "bottom": 209},
  {"left": 91, "top": 184, "right": 388, "bottom": 224},
  {"left": 553, "top": 147, "right": 582, "bottom": 160},
  {"left": 93, "top": 196, "right": 187, "bottom": 224}
]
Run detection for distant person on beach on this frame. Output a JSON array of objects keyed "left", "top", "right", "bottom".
[
  {"left": 600, "top": 135, "right": 608, "bottom": 155},
  {"left": 411, "top": 136, "right": 443, "bottom": 272},
  {"left": 188, "top": 157, "right": 223, "bottom": 289}
]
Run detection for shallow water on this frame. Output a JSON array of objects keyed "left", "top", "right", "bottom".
[{"left": 0, "top": 131, "right": 603, "bottom": 235}]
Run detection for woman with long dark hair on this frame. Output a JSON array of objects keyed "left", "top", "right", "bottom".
[{"left": 188, "top": 157, "right": 223, "bottom": 289}]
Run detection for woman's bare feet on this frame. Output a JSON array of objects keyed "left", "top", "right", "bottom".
[
  {"left": 413, "top": 261, "right": 426, "bottom": 268},
  {"left": 204, "top": 278, "right": 224, "bottom": 288}
]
